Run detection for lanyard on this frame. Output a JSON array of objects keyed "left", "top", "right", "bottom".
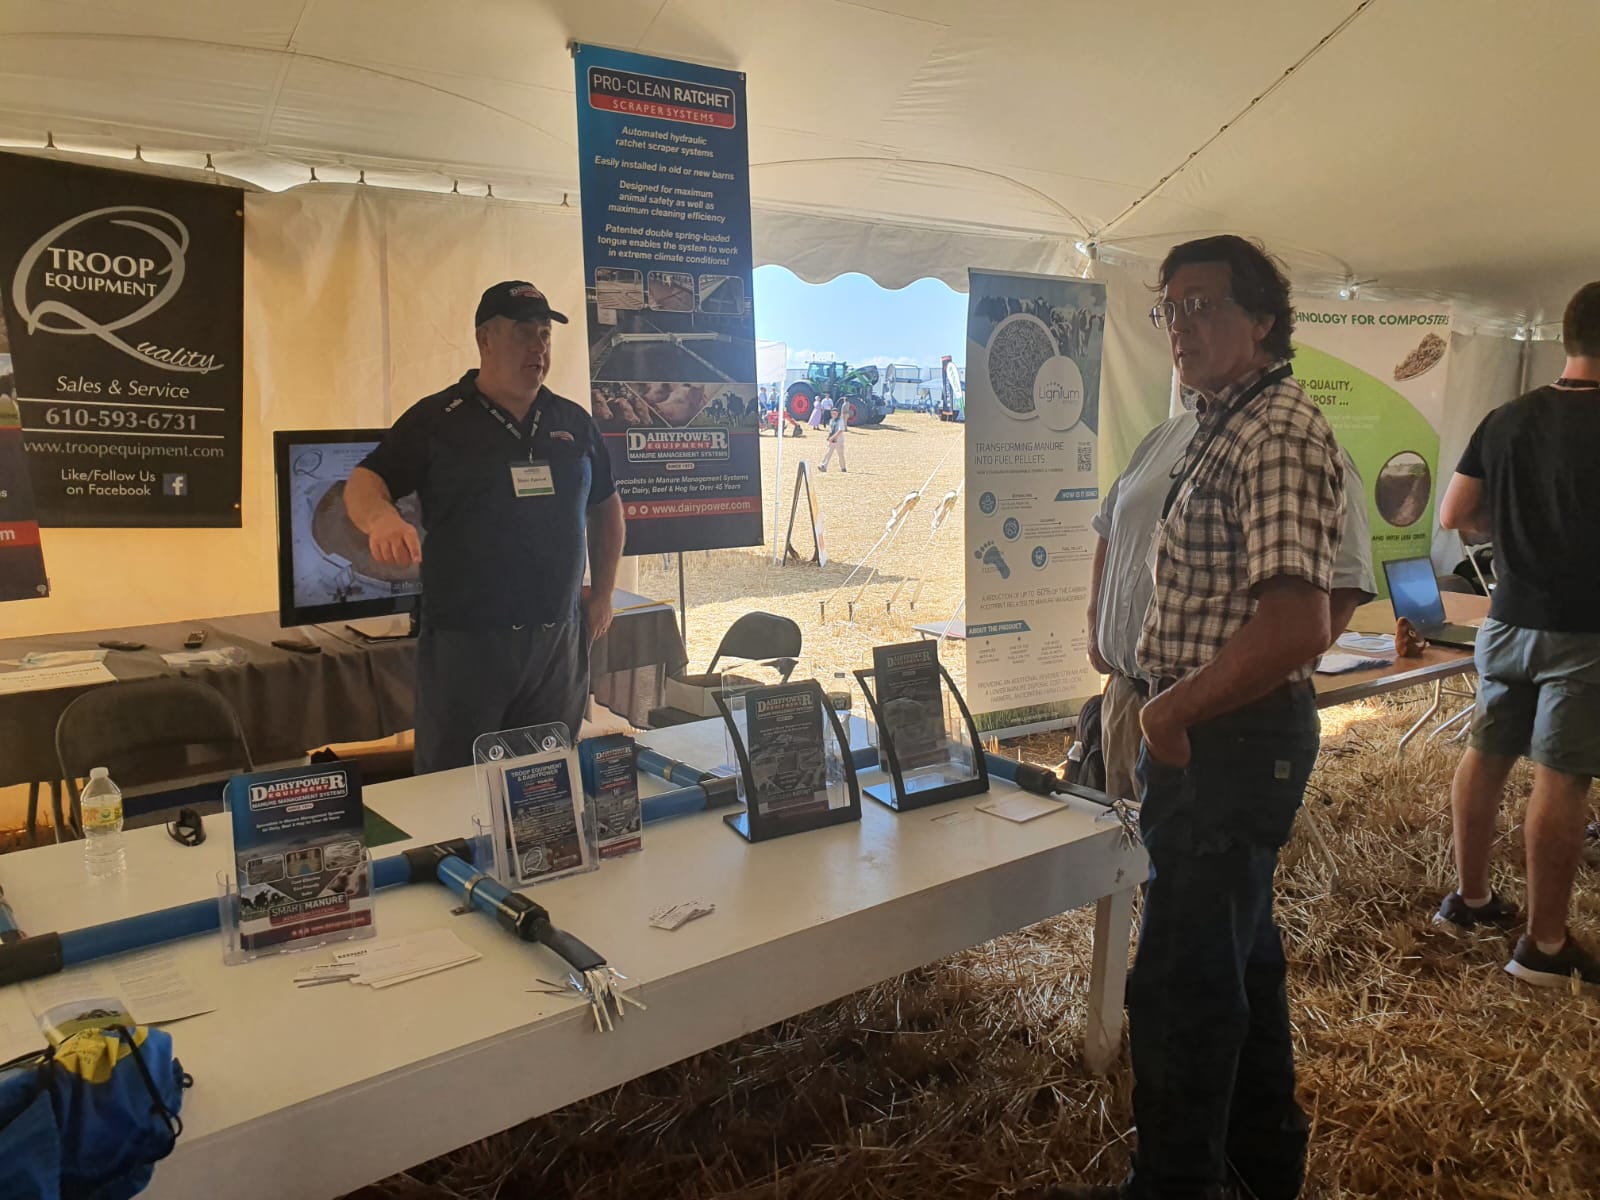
[
  {"left": 1161, "top": 363, "right": 1292, "bottom": 521},
  {"left": 477, "top": 393, "right": 545, "bottom": 460}
]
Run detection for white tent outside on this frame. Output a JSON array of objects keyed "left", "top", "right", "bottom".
[{"left": 0, "top": 1, "right": 1590, "bottom": 635}]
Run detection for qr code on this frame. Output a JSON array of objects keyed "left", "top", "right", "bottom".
[{"left": 1076, "top": 442, "right": 1092, "bottom": 473}]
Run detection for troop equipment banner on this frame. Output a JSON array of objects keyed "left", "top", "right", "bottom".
[
  {"left": 964, "top": 270, "right": 1105, "bottom": 736},
  {"left": 573, "top": 44, "right": 762, "bottom": 555},
  {"left": 1293, "top": 303, "right": 1451, "bottom": 590},
  {"left": 0, "top": 152, "right": 243, "bottom": 527}
]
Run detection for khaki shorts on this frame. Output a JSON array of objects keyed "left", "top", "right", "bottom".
[{"left": 1470, "top": 617, "right": 1600, "bottom": 778}]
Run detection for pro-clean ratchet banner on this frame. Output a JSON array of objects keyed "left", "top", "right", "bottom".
[
  {"left": 965, "top": 270, "right": 1106, "bottom": 736},
  {"left": 573, "top": 44, "right": 762, "bottom": 555},
  {"left": 0, "top": 152, "right": 243, "bottom": 527}
]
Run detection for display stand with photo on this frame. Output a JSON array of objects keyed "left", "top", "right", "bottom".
[
  {"left": 713, "top": 679, "right": 860, "bottom": 843},
  {"left": 473, "top": 723, "right": 598, "bottom": 889},
  {"left": 219, "top": 762, "right": 376, "bottom": 964},
  {"left": 855, "top": 640, "right": 988, "bottom": 812}
]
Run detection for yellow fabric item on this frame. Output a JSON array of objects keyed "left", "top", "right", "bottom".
[{"left": 52, "top": 1026, "right": 149, "bottom": 1086}]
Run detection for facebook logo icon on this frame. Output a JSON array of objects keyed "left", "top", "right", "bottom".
[{"left": 163, "top": 474, "right": 188, "bottom": 497}]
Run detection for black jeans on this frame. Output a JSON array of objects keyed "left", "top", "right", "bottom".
[
  {"left": 1125, "top": 684, "right": 1320, "bottom": 1200},
  {"left": 414, "top": 618, "right": 591, "bottom": 774}
]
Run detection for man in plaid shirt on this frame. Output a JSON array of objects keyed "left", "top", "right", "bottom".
[{"left": 1058, "top": 237, "right": 1345, "bottom": 1200}]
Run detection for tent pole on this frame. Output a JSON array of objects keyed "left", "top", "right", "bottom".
[{"left": 677, "top": 552, "right": 687, "bottom": 644}]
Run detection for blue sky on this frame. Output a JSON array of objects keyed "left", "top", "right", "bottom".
[{"left": 753, "top": 265, "right": 966, "bottom": 371}]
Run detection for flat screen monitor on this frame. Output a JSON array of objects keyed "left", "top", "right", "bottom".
[
  {"left": 1383, "top": 555, "right": 1446, "bottom": 627},
  {"left": 273, "top": 429, "right": 421, "bottom": 628}
]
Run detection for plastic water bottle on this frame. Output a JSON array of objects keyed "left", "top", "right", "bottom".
[
  {"left": 828, "top": 671, "right": 853, "bottom": 713},
  {"left": 81, "top": 767, "right": 127, "bottom": 879}
]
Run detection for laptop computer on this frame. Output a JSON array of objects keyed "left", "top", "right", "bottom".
[{"left": 1382, "top": 556, "right": 1480, "bottom": 649}]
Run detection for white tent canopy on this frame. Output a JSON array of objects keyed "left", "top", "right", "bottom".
[{"left": 0, "top": 0, "right": 1594, "bottom": 322}]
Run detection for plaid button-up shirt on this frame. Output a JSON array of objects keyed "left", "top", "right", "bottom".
[{"left": 1136, "top": 360, "right": 1345, "bottom": 684}]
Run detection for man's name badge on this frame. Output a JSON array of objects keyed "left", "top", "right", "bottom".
[{"left": 511, "top": 462, "right": 555, "bottom": 498}]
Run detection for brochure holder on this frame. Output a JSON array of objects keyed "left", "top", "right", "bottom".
[
  {"left": 472, "top": 723, "right": 599, "bottom": 888},
  {"left": 218, "top": 850, "right": 376, "bottom": 965},
  {"left": 713, "top": 679, "right": 861, "bottom": 843},
  {"left": 219, "top": 761, "right": 377, "bottom": 965},
  {"left": 853, "top": 661, "right": 988, "bottom": 811}
]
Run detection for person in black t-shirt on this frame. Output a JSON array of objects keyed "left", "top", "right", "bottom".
[
  {"left": 1434, "top": 280, "right": 1600, "bottom": 988},
  {"left": 345, "top": 281, "right": 626, "bottom": 774}
]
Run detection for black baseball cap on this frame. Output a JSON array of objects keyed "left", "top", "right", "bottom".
[{"left": 474, "top": 280, "right": 569, "bottom": 328}]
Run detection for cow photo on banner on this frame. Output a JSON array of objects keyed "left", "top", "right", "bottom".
[{"left": 0, "top": 152, "right": 244, "bottom": 527}]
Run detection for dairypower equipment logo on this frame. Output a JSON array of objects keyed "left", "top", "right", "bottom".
[
  {"left": 11, "top": 205, "right": 225, "bottom": 374},
  {"left": 626, "top": 428, "right": 730, "bottom": 462}
]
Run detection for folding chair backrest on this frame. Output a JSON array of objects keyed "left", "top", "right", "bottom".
[
  {"left": 707, "top": 612, "right": 803, "bottom": 680},
  {"left": 56, "top": 677, "right": 254, "bottom": 800}
]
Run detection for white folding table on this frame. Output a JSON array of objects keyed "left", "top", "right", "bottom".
[{"left": 0, "top": 719, "right": 1144, "bottom": 1200}]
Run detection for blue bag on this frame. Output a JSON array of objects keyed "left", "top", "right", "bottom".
[{"left": 0, "top": 1024, "right": 191, "bottom": 1200}]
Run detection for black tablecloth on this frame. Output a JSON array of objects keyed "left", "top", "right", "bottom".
[{"left": 0, "top": 590, "right": 686, "bottom": 788}]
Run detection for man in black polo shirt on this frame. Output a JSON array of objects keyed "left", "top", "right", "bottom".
[
  {"left": 1434, "top": 280, "right": 1600, "bottom": 988},
  {"left": 345, "top": 281, "right": 626, "bottom": 773}
]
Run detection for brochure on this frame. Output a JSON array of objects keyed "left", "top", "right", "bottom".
[
  {"left": 744, "top": 683, "right": 830, "bottom": 819},
  {"left": 224, "top": 763, "right": 372, "bottom": 952},
  {"left": 873, "top": 640, "right": 950, "bottom": 772},
  {"left": 498, "top": 753, "right": 590, "bottom": 885},
  {"left": 579, "top": 734, "right": 642, "bottom": 859}
]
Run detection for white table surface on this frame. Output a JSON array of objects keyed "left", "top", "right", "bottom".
[{"left": 0, "top": 719, "right": 1145, "bottom": 1200}]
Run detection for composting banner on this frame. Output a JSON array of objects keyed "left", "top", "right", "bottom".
[
  {"left": 573, "top": 43, "right": 762, "bottom": 555},
  {"left": 1293, "top": 303, "right": 1451, "bottom": 592},
  {"left": 965, "top": 270, "right": 1106, "bottom": 737}
]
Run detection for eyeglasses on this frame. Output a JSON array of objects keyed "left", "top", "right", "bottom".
[{"left": 1148, "top": 295, "right": 1237, "bottom": 330}]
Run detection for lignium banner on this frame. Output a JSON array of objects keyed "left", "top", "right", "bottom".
[{"left": 965, "top": 270, "right": 1106, "bottom": 737}]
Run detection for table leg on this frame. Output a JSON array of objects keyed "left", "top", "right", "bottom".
[
  {"left": 1085, "top": 885, "right": 1136, "bottom": 1074},
  {"left": 1398, "top": 678, "right": 1443, "bottom": 754}
]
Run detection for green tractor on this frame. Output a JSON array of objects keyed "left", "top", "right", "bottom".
[{"left": 784, "top": 361, "right": 888, "bottom": 427}]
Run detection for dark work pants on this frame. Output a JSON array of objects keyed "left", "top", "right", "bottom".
[
  {"left": 414, "top": 619, "right": 590, "bottom": 774},
  {"left": 1126, "top": 684, "right": 1320, "bottom": 1200}
]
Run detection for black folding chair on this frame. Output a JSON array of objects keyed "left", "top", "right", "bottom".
[
  {"left": 648, "top": 612, "right": 803, "bottom": 727},
  {"left": 706, "top": 612, "right": 802, "bottom": 682},
  {"left": 56, "top": 678, "right": 254, "bottom": 835}
]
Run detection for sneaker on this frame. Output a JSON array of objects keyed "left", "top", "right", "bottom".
[
  {"left": 1506, "top": 934, "right": 1600, "bottom": 989},
  {"left": 1433, "top": 890, "right": 1520, "bottom": 935},
  {"left": 816, "top": 464, "right": 827, "bottom": 472}
]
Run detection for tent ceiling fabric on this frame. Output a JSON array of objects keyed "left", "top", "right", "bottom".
[{"left": 0, "top": 0, "right": 1593, "bottom": 319}]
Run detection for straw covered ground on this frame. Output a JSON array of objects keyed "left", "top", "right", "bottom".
[
  {"left": 354, "top": 694, "right": 1600, "bottom": 1200},
  {"left": 350, "top": 416, "right": 1600, "bottom": 1200}
]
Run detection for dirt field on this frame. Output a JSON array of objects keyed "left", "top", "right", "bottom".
[{"left": 635, "top": 410, "right": 972, "bottom": 698}]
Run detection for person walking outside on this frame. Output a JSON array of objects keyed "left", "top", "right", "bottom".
[{"left": 818, "top": 401, "right": 848, "bottom": 473}]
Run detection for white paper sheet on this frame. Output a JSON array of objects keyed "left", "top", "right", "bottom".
[
  {"left": 976, "top": 794, "right": 1067, "bottom": 823},
  {"left": 22, "top": 948, "right": 215, "bottom": 1030},
  {"left": 1316, "top": 652, "right": 1395, "bottom": 675},
  {"left": 0, "top": 986, "right": 46, "bottom": 1061},
  {"left": 332, "top": 928, "right": 480, "bottom": 987},
  {"left": 0, "top": 661, "right": 116, "bottom": 695}
]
